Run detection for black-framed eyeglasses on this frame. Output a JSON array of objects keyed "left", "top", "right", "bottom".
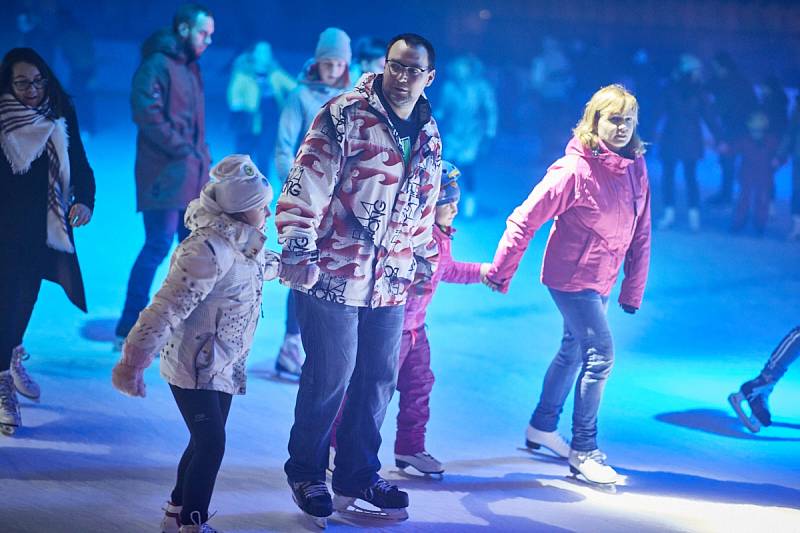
[
  {"left": 12, "top": 78, "right": 48, "bottom": 92},
  {"left": 385, "top": 59, "right": 430, "bottom": 80}
]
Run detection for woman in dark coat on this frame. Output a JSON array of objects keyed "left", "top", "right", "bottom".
[{"left": 0, "top": 48, "right": 95, "bottom": 436}]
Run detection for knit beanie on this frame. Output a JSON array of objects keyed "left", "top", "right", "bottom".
[
  {"left": 315, "top": 27, "right": 352, "bottom": 64},
  {"left": 203, "top": 154, "right": 272, "bottom": 214},
  {"left": 437, "top": 161, "right": 461, "bottom": 206}
]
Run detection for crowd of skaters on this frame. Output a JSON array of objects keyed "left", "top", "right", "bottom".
[{"left": 1, "top": 2, "right": 798, "bottom": 532}]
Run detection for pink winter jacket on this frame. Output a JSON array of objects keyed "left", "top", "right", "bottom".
[
  {"left": 486, "top": 136, "right": 651, "bottom": 309},
  {"left": 404, "top": 224, "right": 483, "bottom": 331}
]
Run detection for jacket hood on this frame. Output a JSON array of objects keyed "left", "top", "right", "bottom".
[
  {"left": 349, "top": 73, "right": 433, "bottom": 128},
  {"left": 141, "top": 28, "right": 185, "bottom": 61},
  {"left": 185, "top": 198, "right": 266, "bottom": 259},
  {"left": 565, "top": 136, "right": 636, "bottom": 176}
]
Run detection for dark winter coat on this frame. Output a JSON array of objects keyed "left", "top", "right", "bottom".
[
  {"left": 132, "top": 29, "right": 211, "bottom": 211},
  {"left": 659, "top": 75, "right": 713, "bottom": 162},
  {"left": 0, "top": 102, "right": 95, "bottom": 311},
  {"left": 707, "top": 74, "right": 758, "bottom": 144}
]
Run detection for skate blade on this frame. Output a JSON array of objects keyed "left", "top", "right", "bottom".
[
  {"left": 566, "top": 470, "right": 618, "bottom": 493},
  {"left": 333, "top": 495, "right": 409, "bottom": 522},
  {"left": 395, "top": 459, "right": 445, "bottom": 478},
  {"left": 728, "top": 392, "right": 762, "bottom": 433}
]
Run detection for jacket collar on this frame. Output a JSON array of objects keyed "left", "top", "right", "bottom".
[
  {"left": 567, "top": 136, "right": 635, "bottom": 176},
  {"left": 185, "top": 200, "right": 266, "bottom": 259}
]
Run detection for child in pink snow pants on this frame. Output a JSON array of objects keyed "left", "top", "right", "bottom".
[{"left": 332, "top": 162, "right": 491, "bottom": 475}]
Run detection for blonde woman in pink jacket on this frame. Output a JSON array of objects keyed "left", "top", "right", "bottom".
[{"left": 485, "top": 85, "right": 651, "bottom": 486}]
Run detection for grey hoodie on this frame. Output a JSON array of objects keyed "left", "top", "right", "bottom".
[{"left": 274, "top": 59, "right": 348, "bottom": 179}]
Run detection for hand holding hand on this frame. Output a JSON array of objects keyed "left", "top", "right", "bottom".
[
  {"left": 69, "top": 203, "right": 92, "bottom": 227},
  {"left": 263, "top": 250, "right": 281, "bottom": 281},
  {"left": 279, "top": 262, "right": 320, "bottom": 289},
  {"left": 481, "top": 264, "right": 503, "bottom": 292}
]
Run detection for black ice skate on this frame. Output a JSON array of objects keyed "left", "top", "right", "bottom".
[
  {"left": 333, "top": 477, "right": 409, "bottom": 522},
  {"left": 289, "top": 480, "right": 332, "bottom": 529},
  {"left": 728, "top": 376, "right": 773, "bottom": 433}
]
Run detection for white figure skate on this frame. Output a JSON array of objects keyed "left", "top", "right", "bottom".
[
  {"left": 395, "top": 450, "right": 444, "bottom": 476},
  {"left": 160, "top": 501, "right": 182, "bottom": 533},
  {"left": 568, "top": 449, "right": 619, "bottom": 489},
  {"left": 524, "top": 425, "right": 570, "bottom": 458},
  {"left": 274, "top": 333, "right": 305, "bottom": 380},
  {"left": 11, "top": 345, "right": 40, "bottom": 401}
]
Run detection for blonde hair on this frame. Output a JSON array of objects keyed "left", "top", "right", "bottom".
[{"left": 573, "top": 84, "right": 646, "bottom": 158}]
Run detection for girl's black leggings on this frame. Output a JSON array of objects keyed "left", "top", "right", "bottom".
[{"left": 169, "top": 385, "right": 233, "bottom": 526}]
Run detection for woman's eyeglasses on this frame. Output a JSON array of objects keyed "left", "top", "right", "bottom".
[{"left": 13, "top": 78, "right": 48, "bottom": 92}]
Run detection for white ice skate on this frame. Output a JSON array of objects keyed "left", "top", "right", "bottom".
[
  {"left": 160, "top": 501, "right": 182, "bottom": 533},
  {"left": 395, "top": 451, "right": 444, "bottom": 475},
  {"left": 11, "top": 345, "right": 40, "bottom": 401},
  {"left": 657, "top": 206, "right": 676, "bottom": 231},
  {"left": 0, "top": 370, "right": 21, "bottom": 436},
  {"left": 333, "top": 478, "right": 409, "bottom": 522},
  {"left": 524, "top": 425, "right": 570, "bottom": 458},
  {"left": 568, "top": 449, "right": 619, "bottom": 486},
  {"left": 274, "top": 333, "right": 305, "bottom": 379}
]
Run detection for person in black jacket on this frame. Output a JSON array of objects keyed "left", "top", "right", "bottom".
[
  {"left": 115, "top": 3, "right": 214, "bottom": 347},
  {"left": 0, "top": 47, "right": 95, "bottom": 436}
]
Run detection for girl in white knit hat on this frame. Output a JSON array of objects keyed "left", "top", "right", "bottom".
[{"left": 111, "top": 154, "right": 280, "bottom": 533}]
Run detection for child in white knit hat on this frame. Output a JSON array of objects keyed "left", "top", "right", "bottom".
[{"left": 112, "top": 154, "right": 280, "bottom": 533}]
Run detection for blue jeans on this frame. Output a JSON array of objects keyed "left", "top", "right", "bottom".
[
  {"left": 531, "top": 288, "right": 613, "bottom": 452},
  {"left": 285, "top": 290, "right": 300, "bottom": 335},
  {"left": 116, "top": 209, "right": 189, "bottom": 337},
  {"left": 761, "top": 326, "right": 800, "bottom": 385},
  {"left": 285, "top": 290, "right": 404, "bottom": 492}
]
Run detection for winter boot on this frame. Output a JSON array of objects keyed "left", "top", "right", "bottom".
[
  {"left": 11, "top": 345, "right": 40, "bottom": 401},
  {"left": 0, "top": 370, "right": 21, "bottom": 436},
  {"left": 275, "top": 333, "right": 305, "bottom": 378},
  {"left": 525, "top": 425, "right": 570, "bottom": 458},
  {"left": 657, "top": 206, "right": 676, "bottom": 230}
]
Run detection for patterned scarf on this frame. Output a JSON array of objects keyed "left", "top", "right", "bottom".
[{"left": 0, "top": 93, "right": 73, "bottom": 253}]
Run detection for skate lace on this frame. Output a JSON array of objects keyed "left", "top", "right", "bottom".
[
  {"left": 300, "top": 481, "right": 329, "bottom": 499},
  {"left": 188, "top": 510, "right": 218, "bottom": 532},
  {"left": 0, "top": 374, "right": 17, "bottom": 405},
  {"left": 12, "top": 349, "right": 36, "bottom": 387},
  {"left": 367, "top": 478, "right": 396, "bottom": 497},
  {"left": 586, "top": 449, "right": 608, "bottom": 465}
]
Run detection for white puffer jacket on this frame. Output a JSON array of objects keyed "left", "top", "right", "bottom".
[{"left": 123, "top": 200, "right": 280, "bottom": 394}]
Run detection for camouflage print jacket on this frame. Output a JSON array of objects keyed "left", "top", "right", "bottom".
[{"left": 275, "top": 73, "right": 442, "bottom": 308}]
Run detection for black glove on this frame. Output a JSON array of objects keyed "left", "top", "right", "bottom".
[{"left": 620, "top": 303, "right": 637, "bottom": 314}]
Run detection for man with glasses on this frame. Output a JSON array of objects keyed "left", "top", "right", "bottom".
[
  {"left": 276, "top": 33, "right": 440, "bottom": 526},
  {"left": 115, "top": 3, "right": 214, "bottom": 348}
]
